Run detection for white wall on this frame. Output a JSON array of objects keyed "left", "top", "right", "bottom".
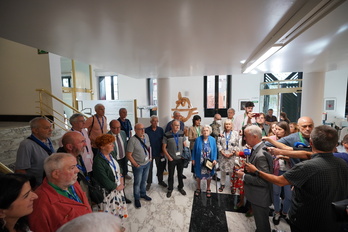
[
  {"left": 0, "top": 38, "right": 52, "bottom": 115},
  {"left": 324, "top": 70, "right": 348, "bottom": 125}
]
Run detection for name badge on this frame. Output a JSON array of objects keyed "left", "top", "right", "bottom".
[
  {"left": 176, "top": 152, "right": 181, "bottom": 157},
  {"left": 161, "top": 158, "right": 165, "bottom": 162},
  {"left": 145, "top": 156, "right": 149, "bottom": 161}
]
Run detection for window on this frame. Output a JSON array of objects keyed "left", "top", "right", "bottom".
[
  {"left": 204, "top": 75, "right": 231, "bottom": 117},
  {"left": 99, "top": 76, "right": 119, "bottom": 100}
]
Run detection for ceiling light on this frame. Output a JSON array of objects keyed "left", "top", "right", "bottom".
[{"left": 243, "top": 45, "right": 282, "bottom": 74}]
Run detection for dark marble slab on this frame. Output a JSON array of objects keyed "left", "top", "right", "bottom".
[{"left": 189, "top": 192, "right": 247, "bottom": 232}]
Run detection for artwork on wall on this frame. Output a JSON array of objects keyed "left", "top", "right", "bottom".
[
  {"left": 171, "top": 92, "right": 198, "bottom": 122},
  {"left": 239, "top": 99, "right": 250, "bottom": 111},
  {"left": 324, "top": 98, "right": 336, "bottom": 111}
]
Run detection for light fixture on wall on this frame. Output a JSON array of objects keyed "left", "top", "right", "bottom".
[{"left": 243, "top": 45, "right": 282, "bottom": 74}]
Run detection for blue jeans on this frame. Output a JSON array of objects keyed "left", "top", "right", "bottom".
[
  {"left": 132, "top": 162, "right": 150, "bottom": 200},
  {"left": 273, "top": 170, "right": 292, "bottom": 214}
]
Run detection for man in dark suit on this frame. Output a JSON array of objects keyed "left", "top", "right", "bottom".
[
  {"left": 236, "top": 125, "right": 273, "bottom": 232},
  {"left": 108, "top": 119, "right": 132, "bottom": 203}
]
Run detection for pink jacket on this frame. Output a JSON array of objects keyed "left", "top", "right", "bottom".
[{"left": 28, "top": 179, "right": 92, "bottom": 232}]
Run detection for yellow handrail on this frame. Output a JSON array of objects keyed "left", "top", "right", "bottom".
[
  {"left": 0, "top": 162, "right": 13, "bottom": 174},
  {"left": 36, "top": 89, "right": 90, "bottom": 131}
]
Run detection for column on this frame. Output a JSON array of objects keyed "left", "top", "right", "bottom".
[
  {"left": 301, "top": 72, "right": 325, "bottom": 126},
  {"left": 157, "top": 78, "right": 171, "bottom": 128}
]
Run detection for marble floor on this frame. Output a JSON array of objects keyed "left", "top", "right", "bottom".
[{"left": 121, "top": 162, "right": 291, "bottom": 232}]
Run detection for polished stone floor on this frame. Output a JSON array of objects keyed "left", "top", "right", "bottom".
[{"left": 121, "top": 162, "right": 291, "bottom": 232}]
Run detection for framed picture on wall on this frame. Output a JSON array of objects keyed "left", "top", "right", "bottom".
[
  {"left": 324, "top": 98, "right": 336, "bottom": 111},
  {"left": 239, "top": 99, "right": 250, "bottom": 111}
]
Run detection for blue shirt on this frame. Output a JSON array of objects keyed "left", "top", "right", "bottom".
[
  {"left": 145, "top": 126, "right": 164, "bottom": 158},
  {"left": 117, "top": 118, "right": 133, "bottom": 139}
]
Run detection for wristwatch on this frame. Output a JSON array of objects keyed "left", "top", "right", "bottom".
[{"left": 254, "top": 170, "right": 260, "bottom": 177}]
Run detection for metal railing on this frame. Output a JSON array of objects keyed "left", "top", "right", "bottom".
[{"left": 36, "top": 89, "right": 88, "bottom": 131}]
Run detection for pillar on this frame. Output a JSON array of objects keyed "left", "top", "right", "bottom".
[{"left": 157, "top": 78, "right": 171, "bottom": 128}]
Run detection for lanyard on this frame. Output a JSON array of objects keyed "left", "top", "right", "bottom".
[
  {"left": 100, "top": 153, "right": 118, "bottom": 180},
  {"left": 242, "top": 113, "right": 247, "bottom": 127},
  {"left": 29, "top": 134, "right": 55, "bottom": 154},
  {"left": 195, "top": 126, "right": 201, "bottom": 137},
  {"left": 298, "top": 132, "right": 305, "bottom": 144},
  {"left": 96, "top": 115, "right": 104, "bottom": 133},
  {"left": 173, "top": 132, "right": 179, "bottom": 151},
  {"left": 225, "top": 131, "right": 232, "bottom": 150},
  {"left": 65, "top": 186, "right": 82, "bottom": 203}
]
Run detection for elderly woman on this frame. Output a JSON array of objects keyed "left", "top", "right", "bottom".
[
  {"left": 217, "top": 119, "right": 240, "bottom": 193},
  {"left": 192, "top": 125, "right": 217, "bottom": 198},
  {"left": 93, "top": 134, "right": 128, "bottom": 225},
  {"left": 0, "top": 173, "right": 38, "bottom": 232}
]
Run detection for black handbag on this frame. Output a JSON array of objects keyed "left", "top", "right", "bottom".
[
  {"left": 78, "top": 172, "right": 104, "bottom": 204},
  {"left": 331, "top": 199, "right": 348, "bottom": 222},
  {"left": 203, "top": 158, "right": 214, "bottom": 171}
]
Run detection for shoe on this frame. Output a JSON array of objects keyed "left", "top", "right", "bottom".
[
  {"left": 206, "top": 189, "right": 212, "bottom": 198},
  {"left": 166, "top": 190, "right": 172, "bottom": 198},
  {"left": 218, "top": 185, "right": 225, "bottom": 192},
  {"left": 178, "top": 188, "right": 186, "bottom": 196},
  {"left": 125, "top": 197, "right": 132, "bottom": 204},
  {"left": 141, "top": 195, "right": 152, "bottom": 201},
  {"left": 146, "top": 183, "right": 151, "bottom": 191},
  {"left": 135, "top": 200, "right": 141, "bottom": 208},
  {"left": 182, "top": 175, "right": 187, "bottom": 179},
  {"left": 194, "top": 189, "right": 201, "bottom": 197},
  {"left": 159, "top": 181, "right": 168, "bottom": 187},
  {"left": 245, "top": 210, "right": 253, "bottom": 217},
  {"left": 125, "top": 174, "right": 132, "bottom": 180},
  {"left": 282, "top": 214, "right": 290, "bottom": 224},
  {"left": 272, "top": 212, "right": 281, "bottom": 225}
]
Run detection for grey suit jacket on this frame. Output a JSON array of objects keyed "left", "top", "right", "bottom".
[
  {"left": 107, "top": 130, "right": 127, "bottom": 160},
  {"left": 244, "top": 143, "right": 273, "bottom": 207}
]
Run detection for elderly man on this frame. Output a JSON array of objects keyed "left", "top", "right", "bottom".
[
  {"left": 253, "top": 113, "right": 270, "bottom": 137},
  {"left": 233, "top": 101, "right": 256, "bottom": 132},
  {"left": 57, "top": 132, "right": 90, "bottom": 199},
  {"left": 145, "top": 115, "right": 167, "bottom": 190},
  {"left": 266, "top": 116, "right": 314, "bottom": 166},
  {"left": 210, "top": 113, "right": 222, "bottom": 140},
  {"left": 246, "top": 125, "right": 348, "bottom": 232},
  {"left": 29, "top": 153, "right": 92, "bottom": 232},
  {"left": 69, "top": 113, "right": 93, "bottom": 173},
  {"left": 126, "top": 123, "right": 152, "bottom": 208},
  {"left": 108, "top": 119, "right": 131, "bottom": 179},
  {"left": 163, "top": 120, "right": 187, "bottom": 198},
  {"left": 227, "top": 108, "right": 235, "bottom": 121},
  {"left": 117, "top": 108, "right": 133, "bottom": 140},
  {"left": 236, "top": 125, "right": 273, "bottom": 232},
  {"left": 85, "top": 104, "right": 108, "bottom": 155},
  {"left": 15, "top": 117, "right": 54, "bottom": 186},
  {"left": 265, "top": 109, "right": 277, "bottom": 125},
  {"left": 165, "top": 111, "right": 185, "bottom": 132},
  {"left": 108, "top": 119, "right": 132, "bottom": 203}
]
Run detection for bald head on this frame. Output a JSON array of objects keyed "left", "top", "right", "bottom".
[
  {"left": 297, "top": 116, "right": 314, "bottom": 138},
  {"left": 61, "top": 131, "right": 86, "bottom": 156}
]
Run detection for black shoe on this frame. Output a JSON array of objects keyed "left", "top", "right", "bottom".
[
  {"left": 146, "top": 183, "right": 151, "bottom": 191},
  {"left": 135, "top": 200, "right": 141, "bottom": 208},
  {"left": 159, "top": 181, "right": 168, "bottom": 187},
  {"left": 182, "top": 175, "right": 187, "bottom": 179},
  {"left": 272, "top": 213, "right": 281, "bottom": 225},
  {"left": 178, "top": 188, "right": 186, "bottom": 196},
  {"left": 166, "top": 190, "right": 172, "bottom": 198},
  {"left": 141, "top": 195, "right": 152, "bottom": 201},
  {"left": 125, "top": 197, "right": 132, "bottom": 204},
  {"left": 282, "top": 214, "right": 290, "bottom": 224}
]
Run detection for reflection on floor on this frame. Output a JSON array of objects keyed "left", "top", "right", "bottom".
[{"left": 122, "top": 163, "right": 291, "bottom": 232}]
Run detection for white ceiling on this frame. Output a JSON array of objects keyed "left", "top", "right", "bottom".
[{"left": 0, "top": 0, "right": 347, "bottom": 78}]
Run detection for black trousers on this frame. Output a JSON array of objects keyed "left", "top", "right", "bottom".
[
  {"left": 116, "top": 157, "right": 129, "bottom": 176},
  {"left": 147, "top": 156, "right": 167, "bottom": 184},
  {"left": 168, "top": 159, "right": 184, "bottom": 190}
]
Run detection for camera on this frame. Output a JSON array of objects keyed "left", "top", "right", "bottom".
[{"left": 252, "top": 113, "right": 260, "bottom": 117}]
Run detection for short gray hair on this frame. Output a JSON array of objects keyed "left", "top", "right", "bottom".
[
  {"left": 227, "top": 108, "right": 235, "bottom": 113},
  {"left": 245, "top": 125, "right": 262, "bottom": 139},
  {"left": 44, "top": 153, "right": 74, "bottom": 178},
  {"left": 202, "top": 125, "right": 213, "bottom": 134},
  {"left": 150, "top": 115, "right": 158, "bottom": 121},
  {"left": 56, "top": 212, "right": 122, "bottom": 232},
  {"left": 69, "top": 113, "right": 84, "bottom": 125},
  {"left": 29, "top": 117, "right": 48, "bottom": 129}
]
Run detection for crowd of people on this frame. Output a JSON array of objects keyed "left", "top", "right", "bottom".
[{"left": 1, "top": 102, "right": 348, "bottom": 232}]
